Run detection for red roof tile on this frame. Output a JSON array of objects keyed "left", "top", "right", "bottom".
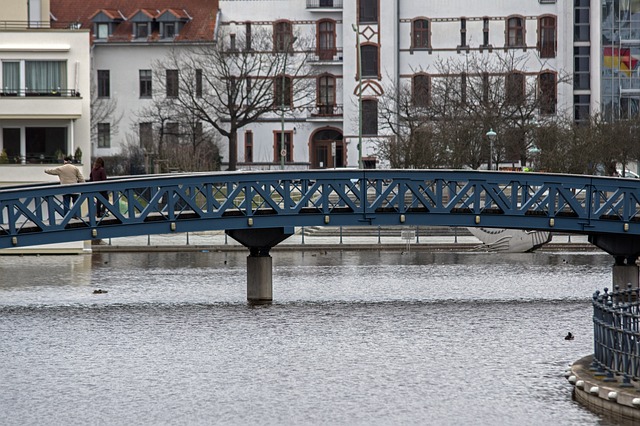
[{"left": 51, "top": 0, "right": 218, "bottom": 43}]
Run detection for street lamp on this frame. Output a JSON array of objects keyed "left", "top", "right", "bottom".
[
  {"left": 527, "top": 145, "right": 541, "bottom": 170},
  {"left": 280, "top": 35, "right": 297, "bottom": 170},
  {"left": 352, "top": 23, "right": 363, "bottom": 169},
  {"left": 486, "top": 128, "right": 496, "bottom": 170}
]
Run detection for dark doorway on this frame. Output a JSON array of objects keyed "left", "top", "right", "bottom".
[
  {"left": 2, "top": 128, "right": 20, "bottom": 160},
  {"left": 311, "top": 129, "right": 344, "bottom": 169}
]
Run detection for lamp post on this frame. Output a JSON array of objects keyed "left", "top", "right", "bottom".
[
  {"left": 486, "top": 128, "right": 496, "bottom": 170},
  {"left": 527, "top": 145, "right": 540, "bottom": 170},
  {"left": 352, "top": 23, "right": 363, "bottom": 169},
  {"left": 280, "top": 36, "right": 296, "bottom": 170}
]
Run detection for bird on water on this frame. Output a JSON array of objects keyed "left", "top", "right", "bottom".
[{"left": 565, "top": 332, "right": 574, "bottom": 340}]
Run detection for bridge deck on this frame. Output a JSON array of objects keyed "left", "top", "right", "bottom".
[{"left": 1, "top": 169, "right": 639, "bottom": 249}]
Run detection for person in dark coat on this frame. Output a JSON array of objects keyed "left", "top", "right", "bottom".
[{"left": 89, "top": 157, "right": 108, "bottom": 217}]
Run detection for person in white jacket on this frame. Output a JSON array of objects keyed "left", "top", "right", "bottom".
[{"left": 45, "top": 156, "right": 85, "bottom": 216}]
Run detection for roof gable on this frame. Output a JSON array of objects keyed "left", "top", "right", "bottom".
[
  {"left": 128, "top": 9, "right": 158, "bottom": 22},
  {"left": 157, "top": 9, "right": 192, "bottom": 22},
  {"left": 89, "top": 9, "right": 125, "bottom": 22}
]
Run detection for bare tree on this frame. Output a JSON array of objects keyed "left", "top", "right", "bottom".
[
  {"left": 136, "top": 97, "right": 221, "bottom": 173},
  {"left": 136, "top": 96, "right": 176, "bottom": 162},
  {"left": 90, "top": 81, "right": 122, "bottom": 148},
  {"left": 151, "top": 27, "right": 314, "bottom": 171},
  {"left": 378, "top": 52, "right": 570, "bottom": 170}
]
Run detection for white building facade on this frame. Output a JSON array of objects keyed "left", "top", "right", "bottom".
[
  {"left": 0, "top": 0, "right": 91, "bottom": 253},
  {"left": 217, "top": 0, "right": 587, "bottom": 170},
  {"left": 50, "top": 0, "right": 220, "bottom": 167},
  {"left": 0, "top": 0, "right": 91, "bottom": 185}
]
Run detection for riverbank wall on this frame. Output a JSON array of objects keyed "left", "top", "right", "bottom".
[{"left": 568, "top": 355, "right": 640, "bottom": 424}]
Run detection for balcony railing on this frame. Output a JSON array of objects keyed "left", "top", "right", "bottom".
[
  {"left": 306, "top": 0, "right": 343, "bottom": 9},
  {"left": 0, "top": 20, "right": 84, "bottom": 30},
  {"left": 0, "top": 89, "right": 81, "bottom": 97},
  {"left": 309, "top": 48, "right": 343, "bottom": 63},
  {"left": 309, "top": 104, "right": 343, "bottom": 118}
]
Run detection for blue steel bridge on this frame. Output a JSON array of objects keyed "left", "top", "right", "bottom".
[
  {"left": 1, "top": 169, "right": 640, "bottom": 254},
  {"left": 3, "top": 169, "right": 640, "bottom": 302}
]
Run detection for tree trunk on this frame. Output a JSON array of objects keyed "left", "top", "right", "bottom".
[{"left": 228, "top": 130, "right": 238, "bottom": 171}]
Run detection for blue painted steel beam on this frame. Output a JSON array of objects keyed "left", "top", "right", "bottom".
[{"left": 1, "top": 169, "right": 640, "bottom": 249}]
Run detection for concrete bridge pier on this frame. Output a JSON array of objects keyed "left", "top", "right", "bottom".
[
  {"left": 226, "top": 227, "right": 294, "bottom": 304},
  {"left": 612, "top": 256, "right": 639, "bottom": 289},
  {"left": 588, "top": 234, "right": 640, "bottom": 288}
]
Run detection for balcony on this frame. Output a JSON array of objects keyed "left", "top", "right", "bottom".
[
  {"left": 0, "top": 20, "right": 84, "bottom": 30},
  {"left": 308, "top": 48, "right": 343, "bottom": 65},
  {"left": 306, "top": 0, "right": 343, "bottom": 11},
  {"left": 0, "top": 89, "right": 83, "bottom": 118},
  {"left": 307, "top": 104, "right": 343, "bottom": 122}
]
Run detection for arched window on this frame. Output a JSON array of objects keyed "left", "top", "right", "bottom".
[
  {"left": 538, "top": 16, "right": 556, "bottom": 58},
  {"left": 539, "top": 72, "right": 556, "bottom": 115},
  {"left": 274, "top": 21, "right": 293, "bottom": 52},
  {"left": 317, "top": 20, "right": 336, "bottom": 60},
  {"left": 506, "top": 16, "right": 525, "bottom": 47},
  {"left": 412, "top": 19, "right": 429, "bottom": 49},
  {"left": 361, "top": 45, "right": 378, "bottom": 78}
]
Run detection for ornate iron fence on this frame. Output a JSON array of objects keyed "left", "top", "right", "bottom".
[{"left": 592, "top": 285, "right": 640, "bottom": 383}]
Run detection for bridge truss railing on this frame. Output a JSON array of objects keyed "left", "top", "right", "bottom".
[
  {"left": 592, "top": 285, "right": 640, "bottom": 382},
  {"left": 1, "top": 169, "right": 640, "bottom": 248}
]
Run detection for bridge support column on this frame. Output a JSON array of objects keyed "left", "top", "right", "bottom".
[
  {"left": 247, "top": 249, "right": 273, "bottom": 304},
  {"left": 588, "top": 235, "right": 640, "bottom": 289},
  {"left": 226, "top": 227, "right": 294, "bottom": 304},
  {"left": 612, "top": 256, "right": 639, "bottom": 289}
]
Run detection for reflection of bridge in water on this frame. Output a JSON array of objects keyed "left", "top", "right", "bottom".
[{"left": 2, "top": 169, "right": 640, "bottom": 302}]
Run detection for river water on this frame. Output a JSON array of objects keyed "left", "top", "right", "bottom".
[{"left": 0, "top": 249, "right": 620, "bottom": 425}]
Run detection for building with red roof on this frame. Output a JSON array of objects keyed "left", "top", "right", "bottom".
[{"left": 48, "top": 0, "right": 219, "bottom": 160}]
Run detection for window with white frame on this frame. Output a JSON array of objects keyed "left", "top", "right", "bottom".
[
  {"left": 135, "top": 22, "right": 149, "bottom": 39},
  {"left": 2, "top": 60, "right": 67, "bottom": 95},
  {"left": 96, "top": 23, "right": 110, "bottom": 39},
  {"left": 97, "top": 123, "right": 111, "bottom": 148},
  {"left": 139, "top": 69, "right": 152, "bottom": 98},
  {"left": 2, "top": 61, "right": 19, "bottom": 94}
]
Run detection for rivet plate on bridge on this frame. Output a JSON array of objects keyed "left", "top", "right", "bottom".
[
  {"left": 11, "top": 237, "right": 17, "bottom": 246},
  {"left": 248, "top": 218, "right": 254, "bottom": 226},
  {"left": 170, "top": 223, "right": 176, "bottom": 232},
  {"left": 399, "top": 214, "right": 405, "bottom": 223},
  {"left": 324, "top": 215, "right": 330, "bottom": 224},
  {"left": 475, "top": 215, "right": 480, "bottom": 224},
  {"left": 624, "top": 223, "right": 629, "bottom": 232},
  {"left": 549, "top": 218, "right": 555, "bottom": 227},
  {"left": 91, "top": 229, "right": 97, "bottom": 238}
]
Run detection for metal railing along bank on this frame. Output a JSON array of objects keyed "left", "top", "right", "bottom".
[{"left": 592, "top": 285, "right": 640, "bottom": 383}]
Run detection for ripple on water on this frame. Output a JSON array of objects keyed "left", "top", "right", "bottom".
[{"left": 0, "top": 251, "right": 617, "bottom": 425}]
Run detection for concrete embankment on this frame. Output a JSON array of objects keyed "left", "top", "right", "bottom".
[
  {"left": 91, "top": 228, "right": 599, "bottom": 253},
  {"left": 91, "top": 241, "right": 599, "bottom": 253},
  {"left": 567, "top": 355, "right": 640, "bottom": 424}
]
